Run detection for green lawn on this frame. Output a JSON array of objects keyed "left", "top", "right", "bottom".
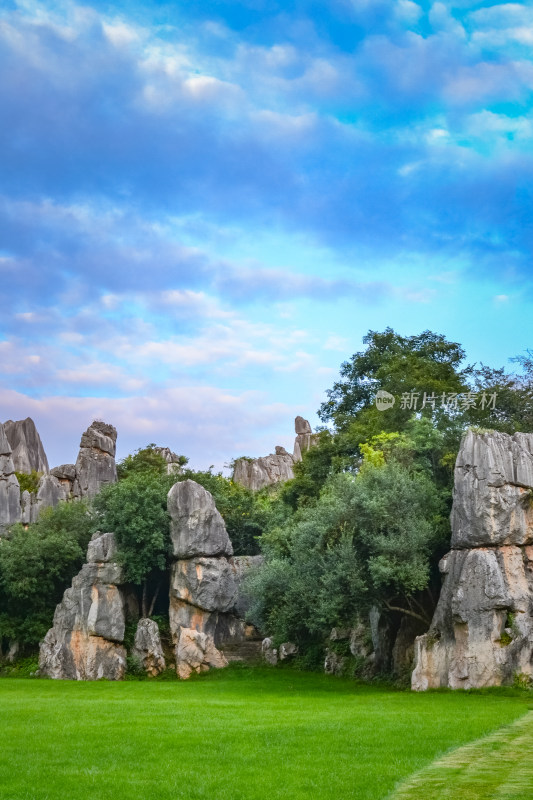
[
  {"left": 0, "top": 666, "right": 531, "bottom": 800},
  {"left": 391, "top": 710, "right": 533, "bottom": 800}
]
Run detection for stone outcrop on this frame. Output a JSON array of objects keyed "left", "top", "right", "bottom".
[
  {"left": 233, "top": 416, "right": 318, "bottom": 491},
  {"left": 412, "top": 430, "right": 533, "bottom": 690},
  {"left": 74, "top": 421, "right": 117, "bottom": 499},
  {"left": 0, "top": 418, "right": 117, "bottom": 531},
  {"left": 3, "top": 417, "right": 49, "bottom": 474},
  {"left": 0, "top": 422, "right": 21, "bottom": 533},
  {"left": 168, "top": 479, "right": 258, "bottom": 676},
  {"left": 39, "top": 532, "right": 128, "bottom": 680},
  {"left": 153, "top": 446, "right": 183, "bottom": 475},
  {"left": 132, "top": 618, "right": 166, "bottom": 677}
]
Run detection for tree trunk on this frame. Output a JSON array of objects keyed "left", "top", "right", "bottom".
[
  {"left": 141, "top": 581, "right": 148, "bottom": 618},
  {"left": 147, "top": 580, "right": 161, "bottom": 618}
]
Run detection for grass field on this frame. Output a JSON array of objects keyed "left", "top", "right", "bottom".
[
  {"left": 0, "top": 666, "right": 531, "bottom": 800},
  {"left": 391, "top": 710, "right": 533, "bottom": 800}
]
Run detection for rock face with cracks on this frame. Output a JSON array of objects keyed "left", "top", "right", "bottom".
[
  {"left": 39, "top": 532, "right": 127, "bottom": 680},
  {"left": 168, "top": 479, "right": 258, "bottom": 677},
  {"left": 132, "top": 618, "right": 166, "bottom": 677},
  {"left": 232, "top": 416, "right": 318, "bottom": 491},
  {"left": 3, "top": 417, "right": 49, "bottom": 474},
  {"left": 412, "top": 430, "right": 533, "bottom": 690}
]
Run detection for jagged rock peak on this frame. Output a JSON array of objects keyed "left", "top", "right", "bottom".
[
  {"left": 75, "top": 420, "right": 118, "bottom": 499},
  {"left": 167, "top": 479, "right": 233, "bottom": 559},
  {"left": 0, "top": 422, "right": 13, "bottom": 458},
  {"left": 3, "top": 417, "right": 49, "bottom": 474},
  {"left": 79, "top": 420, "right": 117, "bottom": 457},
  {"left": 295, "top": 416, "right": 312, "bottom": 435}
]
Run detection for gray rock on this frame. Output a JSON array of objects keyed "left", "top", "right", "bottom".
[
  {"left": 39, "top": 532, "right": 127, "bottom": 680},
  {"left": 175, "top": 627, "right": 227, "bottom": 680},
  {"left": 262, "top": 637, "right": 278, "bottom": 666},
  {"left": 412, "top": 545, "right": 533, "bottom": 690},
  {"left": 232, "top": 451, "right": 296, "bottom": 492},
  {"left": 132, "top": 618, "right": 166, "bottom": 677},
  {"left": 412, "top": 428, "right": 533, "bottom": 691},
  {"left": 451, "top": 429, "right": 533, "bottom": 548},
  {"left": 167, "top": 479, "right": 233, "bottom": 559},
  {"left": 87, "top": 531, "right": 117, "bottom": 564},
  {"left": 170, "top": 557, "right": 238, "bottom": 613},
  {"left": 34, "top": 474, "right": 70, "bottom": 514},
  {"left": 50, "top": 464, "right": 77, "bottom": 481},
  {"left": 294, "top": 416, "right": 312, "bottom": 435},
  {"left": 169, "top": 597, "right": 249, "bottom": 649},
  {"left": 0, "top": 422, "right": 21, "bottom": 533},
  {"left": 153, "top": 446, "right": 183, "bottom": 475},
  {"left": 279, "top": 641, "right": 298, "bottom": 660},
  {"left": 3, "top": 417, "right": 49, "bottom": 474},
  {"left": 74, "top": 421, "right": 117, "bottom": 499}
]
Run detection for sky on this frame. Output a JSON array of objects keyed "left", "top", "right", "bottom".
[{"left": 1, "top": 0, "right": 533, "bottom": 470}]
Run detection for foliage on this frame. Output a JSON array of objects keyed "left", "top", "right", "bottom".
[
  {"left": 0, "top": 502, "right": 94, "bottom": 645},
  {"left": 14, "top": 470, "right": 42, "bottom": 494},
  {"left": 247, "top": 450, "right": 444, "bottom": 648},
  {"left": 92, "top": 471, "right": 173, "bottom": 616},
  {"left": 116, "top": 444, "right": 188, "bottom": 480}
]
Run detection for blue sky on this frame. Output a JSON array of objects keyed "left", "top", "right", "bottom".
[{"left": 1, "top": 0, "right": 532, "bottom": 469}]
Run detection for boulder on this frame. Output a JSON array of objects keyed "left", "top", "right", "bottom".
[
  {"left": 132, "top": 618, "right": 166, "bottom": 677},
  {"left": 175, "top": 627, "right": 227, "bottom": 680},
  {"left": 167, "top": 479, "right": 233, "bottom": 559},
  {"left": 39, "top": 532, "right": 127, "bottom": 680},
  {"left": 3, "top": 417, "right": 49, "bottom": 474},
  {"left": 74, "top": 421, "right": 117, "bottom": 499},
  {"left": 34, "top": 473, "right": 70, "bottom": 513},
  {"left": 262, "top": 637, "right": 278, "bottom": 666},
  {"left": 279, "top": 641, "right": 298, "bottom": 660}
]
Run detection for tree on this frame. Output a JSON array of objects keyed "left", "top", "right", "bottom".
[
  {"left": 116, "top": 444, "right": 188, "bottom": 480},
  {"left": 92, "top": 471, "right": 173, "bottom": 618},
  {"left": 0, "top": 502, "right": 94, "bottom": 646}
]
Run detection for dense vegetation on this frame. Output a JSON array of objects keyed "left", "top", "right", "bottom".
[
  {"left": 2, "top": 327, "right": 532, "bottom": 666},
  {"left": 0, "top": 669, "right": 529, "bottom": 800}
]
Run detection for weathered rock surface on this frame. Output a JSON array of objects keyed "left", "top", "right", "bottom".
[
  {"left": 233, "top": 416, "right": 318, "bottom": 491},
  {"left": 153, "top": 446, "right": 183, "bottom": 474},
  {"left": 132, "top": 618, "right": 166, "bottom": 677},
  {"left": 262, "top": 637, "right": 278, "bottom": 666},
  {"left": 451, "top": 430, "right": 533, "bottom": 548},
  {"left": 171, "top": 557, "right": 238, "bottom": 613},
  {"left": 175, "top": 628, "right": 227, "bottom": 680},
  {"left": 74, "top": 421, "right": 117, "bottom": 499},
  {"left": 3, "top": 417, "right": 49, "bottom": 474},
  {"left": 168, "top": 480, "right": 259, "bottom": 677},
  {"left": 39, "top": 532, "right": 127, "bottom": 680},
  {"left": 412, "top": 429, "right": 533, "bottom": 690},
  {"left": 168, "top": 479, "right": 233, "bottom": 559},
  {"left": 0, "top": 422, "right": 21, "bottom": 533}
]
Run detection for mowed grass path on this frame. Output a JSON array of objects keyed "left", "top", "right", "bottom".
[
  {"left": 0, "top": 667, "right": 530, "bottom": 800},
  {"left": 391, "top": 710, "right": 533, "bottom": 800}
]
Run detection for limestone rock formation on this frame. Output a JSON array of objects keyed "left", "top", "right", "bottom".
[
  {"left": 0, "top": 422, "right": 21, "bottom": 533},
  {"left": 168, "top": 479, "right": 258, "bottom": 677},
  {"left": 168, "top": 479, "right": 233, "bottom": 559},
  {"left": 175, "top": 628, "right": 227, "bottom": 680},
  {"left": 412, "top": 429, "right": 533, "bottom": 690},
  {"left": 132, "top": 618, "right": 166, "bottom": 677},
  {"left": 74, "top": 421, "right": 117, "bottom": 499},
  {"left": 233, "top": 416, "right": 318, "bottom": 491},
  {"left": 39, "top": 531, "right": 127, "bottom": 680},
  {"left": 3, "top": 417, "right": 49, "bottom": 474},
  {"left": 153, "top": 446, "right": 183, "bottom": 475}
]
